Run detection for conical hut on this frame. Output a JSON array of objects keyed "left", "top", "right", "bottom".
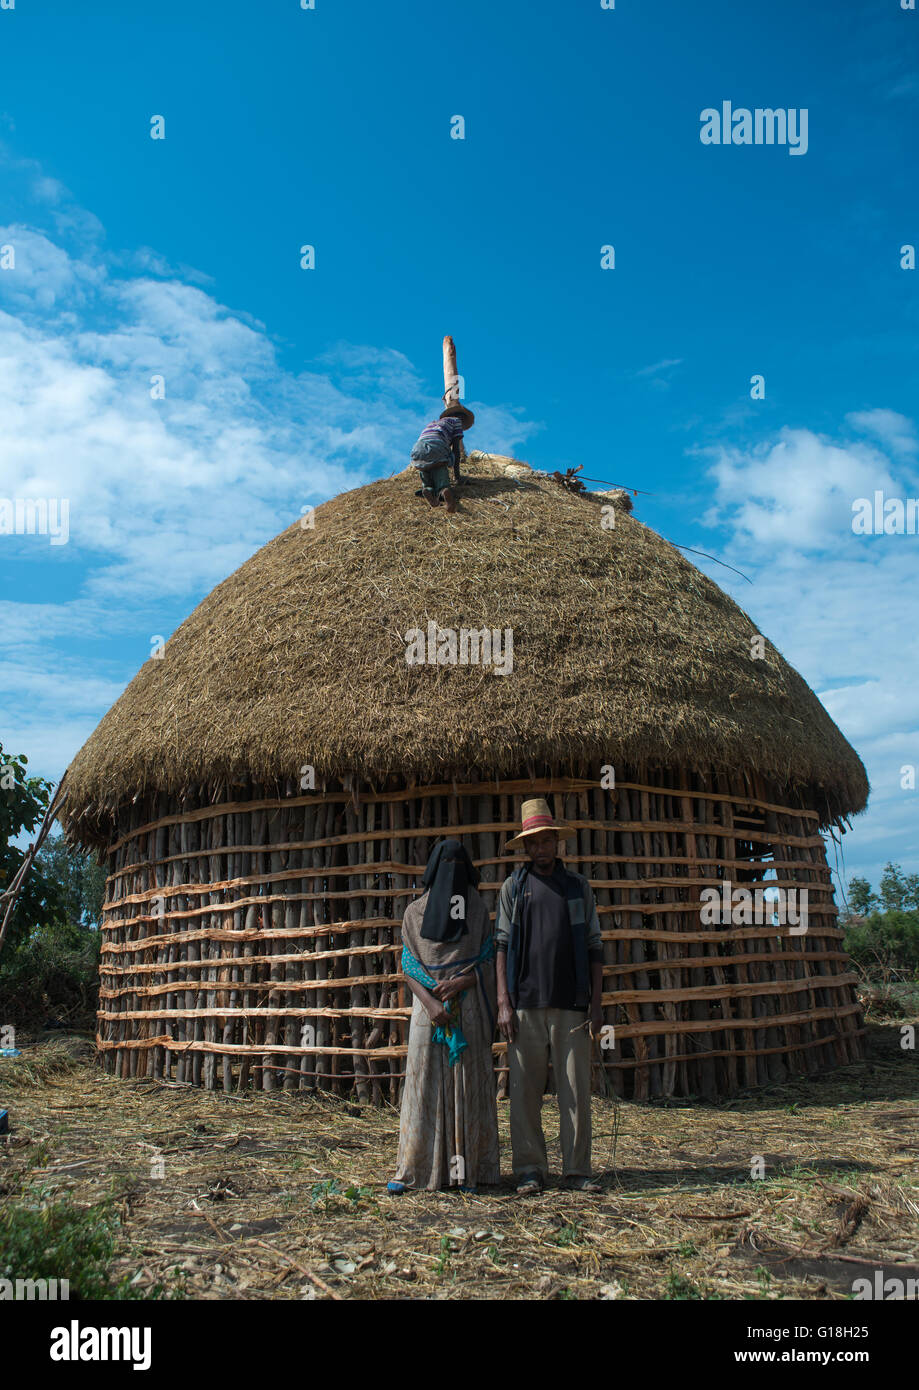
[{"left": 61, "top": 451, "right": 869, "bottom": 1103}]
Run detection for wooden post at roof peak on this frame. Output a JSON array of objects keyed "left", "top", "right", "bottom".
[{"left": 442, "top": 334, "right": 461, "bottom": 408}]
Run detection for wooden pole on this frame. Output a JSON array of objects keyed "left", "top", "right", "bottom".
[{"left": 442, "top": 334, "right": 460, "bottom": 407}]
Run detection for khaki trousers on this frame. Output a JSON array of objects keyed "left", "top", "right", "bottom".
[{"left": 508, "top": 1008, "right": 592, "bottom": 1179}]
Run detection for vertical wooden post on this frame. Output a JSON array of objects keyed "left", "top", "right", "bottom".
[{"left": 442, "top": 335, "right": 460, "bottom": 407}]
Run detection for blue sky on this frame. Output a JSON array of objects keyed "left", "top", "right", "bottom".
[{"left": 0, "top": 0, "right": 916, "bottom": 893}]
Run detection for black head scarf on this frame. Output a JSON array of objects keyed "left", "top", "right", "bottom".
[{"left": 420, "top": 837, "right": 480, "bottom": 942}]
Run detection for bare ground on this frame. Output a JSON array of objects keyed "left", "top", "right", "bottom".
[{"left": 2, "top": 1017, "right": 918, "bottom": 1301}]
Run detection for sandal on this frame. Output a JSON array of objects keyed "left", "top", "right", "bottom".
[
  {"left": 515, "top": 1171, "right": 543, "bottom": 1196},
  {"left": 563, "top": 1175, "right": 602, "bottom": 1192}
]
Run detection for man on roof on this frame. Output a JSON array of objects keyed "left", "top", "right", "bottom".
[{"left": 410, "top": 403, "right": 475, "bottom": 514}]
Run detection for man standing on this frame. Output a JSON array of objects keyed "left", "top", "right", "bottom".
[
  {"left": 495, "top": 798, "right": 605, "bottom": 1194},
  {"left": 409, "top": 404, "right": 474, "bottom": 513}
]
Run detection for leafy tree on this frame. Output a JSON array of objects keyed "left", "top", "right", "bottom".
[
  {"left": 878, "top": 863, "right": 919, "bottom": 913},
  {"left": 0, "top": 920, "right": 101, "bottom": 1027},
  {"left": 33, "top": 833, "right": 106, "bottom": 931},
  {"left": 846, "top": 876, "right": 878, "bottom": 917},
  {"left": 1, "top": 746, "right": 105, "bottom": 1026},
  {"left": 0, "top": 744, "right": 66, "bottom": 951},
  {"left": 843, "top": 863, "right": 919, "bottom": 982},
  {"left": 846, "top": 863, "right": 919, "bottom": 918}
]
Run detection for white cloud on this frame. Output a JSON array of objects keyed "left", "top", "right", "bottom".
[
  {"left": 846, "top": 407, "right": 918, "bottom": 459},
  {"left": 0, "top": 242, "right": 508, "bottom": 599},
  {"left": 2, "top": 715, "right": 105, "bottom": 785},
  {"left": 0, "top": 660, "right": 125, "bottom": 710},
  {"left": 0, "top": 226, "right": 104, "bottom": 310},
  {"left": 0, "top": 157, "right": 540, "bottom": 794},
  {"left": 634, "top": 357, "right": 683, "bottom": 378},
  {"left": 700, "top": 427, "right": 906, "bottom": 551},
  {"left": 695, "top": 425, "right": 919, "bottom": 888},
  {"left": 0, "top": 598, "right": 119, "bottom": 646}
]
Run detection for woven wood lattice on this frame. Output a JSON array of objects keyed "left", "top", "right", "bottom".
[{"left": 96, "top": 768, "right": 864, "bottom": 1101}]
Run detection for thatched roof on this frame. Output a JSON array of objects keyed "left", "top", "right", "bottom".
[{"left": 62, "top": 453, "right": 868, "bottom": 842}]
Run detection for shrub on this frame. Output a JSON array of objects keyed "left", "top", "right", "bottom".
[
  {"left": 843, "top": 910, "right": 919, "bottom": 976},
  {"left": 0, "top": 1195, "right": 136, "bottom": 1300},
  {"left": 0, "top": 921, "right": 100, "bottom": 1030}
]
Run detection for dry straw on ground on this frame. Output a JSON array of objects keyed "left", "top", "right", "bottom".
[{"left": 2, "top": 1024, "right": 916, "bottom": 1301}]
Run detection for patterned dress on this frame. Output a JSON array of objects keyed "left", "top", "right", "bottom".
[{"left": 394, "top": 888, "right": 500, "bottom": 1190}]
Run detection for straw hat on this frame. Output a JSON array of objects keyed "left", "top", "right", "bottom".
[
  {"left": 440, "top": 403, "right": 475, "bottom": 429},
  {"left": 505, "top": 797, "right": 574, "bottom": 851}
]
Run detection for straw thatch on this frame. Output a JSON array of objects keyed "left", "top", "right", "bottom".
[{"left": 61, "top": 453, "right": 867, "bottom": 845}]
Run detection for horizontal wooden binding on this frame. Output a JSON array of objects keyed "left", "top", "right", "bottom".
[{"left": 95, "top": 767, "right": 865, "bottom": 1100}]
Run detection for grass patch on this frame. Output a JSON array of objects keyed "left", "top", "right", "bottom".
[
  {"left": 0, "top": 1190, "right": 180, "bottom": 1300},
  {"left": 548, "top": 1218, "right": 583, "bottom": 1248},
  {"left": 665, "top": 1271, "right": 705, "bottom": 1300}
]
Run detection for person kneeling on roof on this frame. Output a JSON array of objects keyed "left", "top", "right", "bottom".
[{"left": 410, "top": 404, "right": 474, "bottom": 514}]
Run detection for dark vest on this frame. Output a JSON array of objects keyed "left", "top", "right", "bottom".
[{"left": 504, "top": 862, "right": 589, "bottom": 1009}]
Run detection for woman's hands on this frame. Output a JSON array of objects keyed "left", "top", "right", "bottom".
[
  {"left": 405, "top": 975, "right": 454, "bottom": 1028},
  {"left": 432, "top": 972, "right": 473, "bottom": 1002},
  {"left": 427, "top": 972, "right": 474, "bottom": 1025}
]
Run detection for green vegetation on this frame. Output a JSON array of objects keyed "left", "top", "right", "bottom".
[
  {"left": 33, "top": 832, "right": 106, "bottom": 933},
  {"left": 846, "top": 864, "right": 919, "bottom": 918},
  {"left": 0, "top": 1190, "right": 181, "bottom": 1300},
  {"left": 548, "top": 1218, "right": 583, "bottom": 1248},
  {"left": 433, "top": 1233, "right": 452, "bottom": 1278},
  {"left": 309, "top": 1178, "right": 342, "bottom": 1208},
  {"left": 665, "top": 1271, "right": 705, "bottom": 1300},
  {"left": 307, "top": 1178, "right": 374, "bottom": 1212},
  {"left": 0, "top": 921, "right": 101, "bottom": 1030},
  {"left": 842, "top": 864, "right": 919, "bottom": 1013},
  {"left": 0, "top": 744, "right": 66, "bottom": 950},
  {"left": 1, "top": 741, "right": 105, "bottom": 1028}
]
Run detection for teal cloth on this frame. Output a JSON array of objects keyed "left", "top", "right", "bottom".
[
  {"left": 434, "top": 1014, "right": 467, "bottom": 1067},
  {"left": 401, "top": 935, "right": 495, "bottom": 1067}
]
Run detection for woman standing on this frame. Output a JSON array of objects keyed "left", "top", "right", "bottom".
[{"left": 388, "top": 838, "right": 499, "bottom": 1193}]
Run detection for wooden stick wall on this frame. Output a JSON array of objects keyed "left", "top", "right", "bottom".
[{"left": 96, "top": 769, "right": 865, "bottom": 1100}]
